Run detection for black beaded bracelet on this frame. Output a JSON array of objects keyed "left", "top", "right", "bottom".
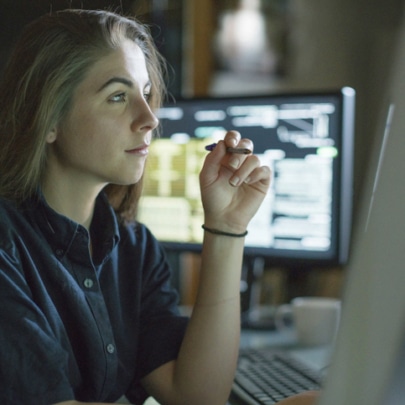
[{"left": 202, "top": 224, "right": 248, "bottom": 238}]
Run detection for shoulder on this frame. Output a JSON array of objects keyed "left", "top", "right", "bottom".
[
  {"left": 0, "top": 199, "right": 29, "bottom": 268},
  {"left": 0, "top": 197, "right": 17, "bottom": 221},
  {"left": 0, "top": 198, "right": 24, "bottom": 238},
  {"left": 117, "top": 220, "right": 170, "bottom": 270},
  {"left": 0, "top": 197, "right": 43, "bottom": 253},
  {"left": 120, "top": 219, "right": 161, "bottom": 248},
  {"left": 0, "top": 196, "right": 34, "bottom": 225}
]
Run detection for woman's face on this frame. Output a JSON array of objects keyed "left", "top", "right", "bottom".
[{"left": 46, "top": 39, "right": 159, "bottom": 190}]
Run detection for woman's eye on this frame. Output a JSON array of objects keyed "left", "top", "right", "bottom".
[
  {"left": 144, "top": 92, "right": 151, "bottom": 103},
  {"left": 109, "top": 92, "right": 127, "bottom": 103}
]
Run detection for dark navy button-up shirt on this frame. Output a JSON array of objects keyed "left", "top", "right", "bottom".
[{"left": 0, "top": 192, "right": 188, "bottom": 405}]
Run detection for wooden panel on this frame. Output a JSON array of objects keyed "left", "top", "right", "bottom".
[{"left": 184, "top": 0, "right": 216, "bottom": 96}]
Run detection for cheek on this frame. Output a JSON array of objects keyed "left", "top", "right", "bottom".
[
  {"left": 57, "top": 103, "right": 126, "bottom": 164},
  {"left": 58, "top": 114, "right": 107, "bottom": 153},
  {"left": 53, "top": 129, "right": 91, "bottom": 169}
]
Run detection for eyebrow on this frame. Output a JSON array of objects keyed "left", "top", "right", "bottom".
[
  {"left": 97, "top": 77, "right": 134, "bottom": 92},
  {"left": 97, "top": 77, "right": 152, "bottom": 92}
]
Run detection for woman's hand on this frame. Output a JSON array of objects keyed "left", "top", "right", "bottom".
[
  {"left": 199, "top": 130, "right": 271, "bottom": 233},
  {"left": 276, "top": 391, "right": 321, "bottom": 405}
]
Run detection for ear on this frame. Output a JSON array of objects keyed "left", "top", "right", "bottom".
[{"left": 45, "top": 128, "right": 57, "bottom": 144}]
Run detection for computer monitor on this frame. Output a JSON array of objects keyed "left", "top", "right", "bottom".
[
  {"left": 319, "top": 17, "right": 405, "bottom": 405},
  {"left": 138, "top": 88, "right": 356, "bottom": 269}
]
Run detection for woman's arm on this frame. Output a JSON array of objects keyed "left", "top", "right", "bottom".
[
  {"left": 141, "top": 131, "right": 271, "bottom": 405},
  {"left": 276, "top": 391, "right": 320, "bottom": 405}
]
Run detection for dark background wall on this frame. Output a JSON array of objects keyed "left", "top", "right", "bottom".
[{"left": 1, "top": 0, "right": 404, "bottom": 303}]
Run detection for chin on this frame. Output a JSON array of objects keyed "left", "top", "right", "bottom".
[{"left": 115, "top": 175, "right": 143, "bottom": 186}]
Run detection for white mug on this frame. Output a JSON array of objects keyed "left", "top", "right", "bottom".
[{"left": 276, "top": 296, "right": 341, "bottom": 346}]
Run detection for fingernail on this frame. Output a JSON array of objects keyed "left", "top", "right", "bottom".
[
  {"left": 230, "top": 176, "right": 240, "bottom": 186},
  {"left": 229, "top": 157, "right": 239, "bottom": 169}
]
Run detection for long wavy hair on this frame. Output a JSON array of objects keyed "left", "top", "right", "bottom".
[{"left": 0, "top": 9, "right": 166, "bottom": 222}]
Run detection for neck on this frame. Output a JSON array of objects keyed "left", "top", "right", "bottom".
[{"left": 41, "top": 177, "right": 104, "bottom": 230}]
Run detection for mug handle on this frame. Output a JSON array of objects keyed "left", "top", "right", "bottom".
[{"left": 274, "top": 304, "right": 294, "bottom": 331}]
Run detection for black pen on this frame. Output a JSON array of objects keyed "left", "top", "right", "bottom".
[{"left": 205, "top": 142, "right": 252, "bottom": 155}]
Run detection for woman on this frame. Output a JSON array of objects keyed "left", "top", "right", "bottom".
[
  {"left": 0, "top": 8, "right": 270, "bottom": 405},
  {"left": 0, "top": 8, "right": 316, "bottom": 405}
]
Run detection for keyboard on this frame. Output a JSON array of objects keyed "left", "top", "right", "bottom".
[{"left": 232, "top": 348, "right": 323, "bottom": 405}]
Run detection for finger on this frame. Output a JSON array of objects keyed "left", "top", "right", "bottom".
[
  {"left": 244, "top": 165, "right": 272, "bottom": 188},
  {"left": 226, "top": 138, "right": 254, "bottom": 170},
  {"left": 203, "top": 136, "right": 250, "bottom": 170},
  {"left": 200, "top": 140, "right": 228, "bottom": 184},
  {"left": 202, "top": 133, "right": 255, "bottom": 183},
  {"left": 223, "top": 130, "right": 241, "bottom": 148},
  {"left": 204, "top": 131, "right": 251, "bottom": 158},
  {"left": 233, "top": 138, "right": 254, "bottom": 153},
  {"left": 229, "top": 155, "right": 270, "bottom": 187},
  {"left": 223, "top": 132, "right": 253, "bottom": 155}
]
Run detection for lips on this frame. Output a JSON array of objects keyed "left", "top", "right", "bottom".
[{"left": 125, "top": 143, "right": 149, "bottom": 154}]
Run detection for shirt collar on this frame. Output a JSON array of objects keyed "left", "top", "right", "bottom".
[{"left": 28, "top": 191, "right": 120, "bottom": 265}]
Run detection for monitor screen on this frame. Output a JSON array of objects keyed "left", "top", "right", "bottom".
[{"left": 138, "top": 88, "right": 355, "bottom": 267}]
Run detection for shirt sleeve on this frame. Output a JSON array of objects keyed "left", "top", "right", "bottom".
[{"left": 0, "top": 249, "right": 74, "bottom": 405}]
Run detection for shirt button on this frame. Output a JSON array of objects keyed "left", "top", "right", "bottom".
[
  {"left": 55, "top": 249, "right": 64, "bottom": 257},
  {"left": 83, "top": 278, "right": 94, "bottom": 289},
  {"left": 106, "top": 343, "right": 115, "bottom": 354}
]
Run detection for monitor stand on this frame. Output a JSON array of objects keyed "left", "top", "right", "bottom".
[
  {"left": 240, "top": 257, "right": 313, "bottom": 330},
  {"left": 240, "top": 256, "right": 276, "bottom": 330}
]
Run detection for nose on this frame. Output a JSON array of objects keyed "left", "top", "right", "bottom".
[{"left": 131, "top": 98, "right": 159, "bottom": 133}]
